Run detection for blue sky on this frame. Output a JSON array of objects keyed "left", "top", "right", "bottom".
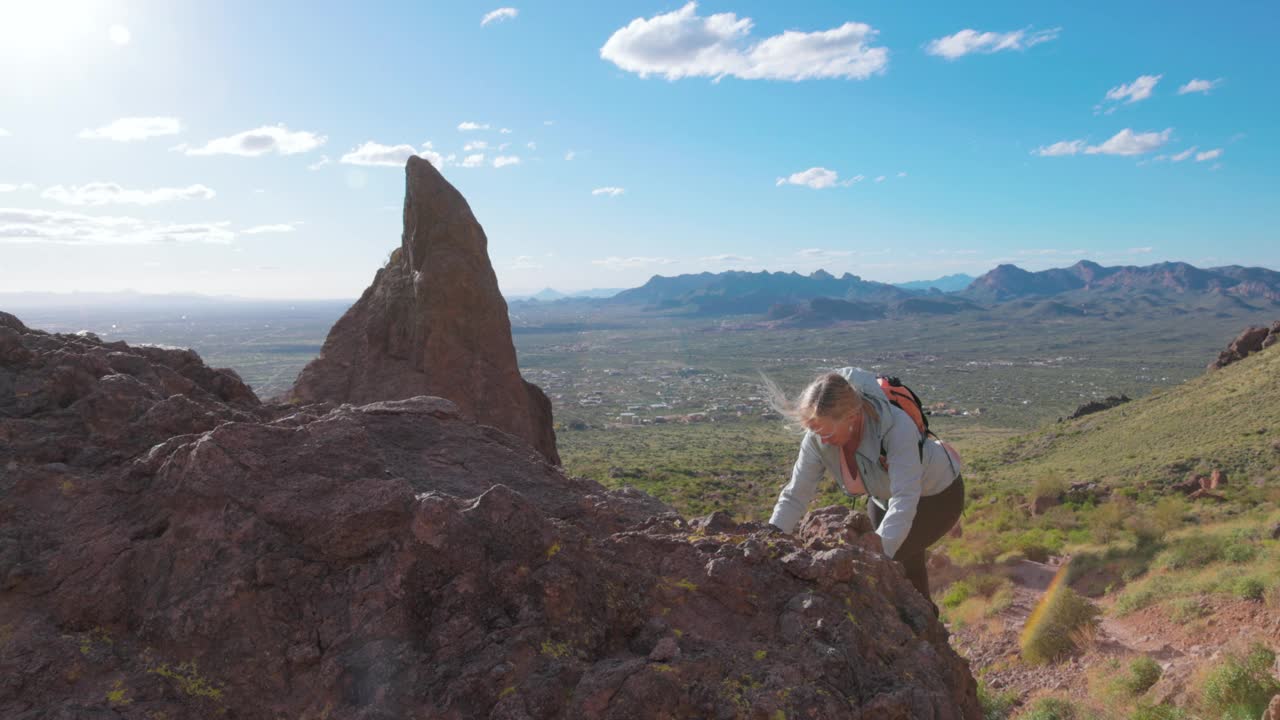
[{"left": 1, "top": 0, "right": 1277, "bottom": 298}]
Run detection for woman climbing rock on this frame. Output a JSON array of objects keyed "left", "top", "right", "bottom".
[{"left": 765, "top": 367, "right": 964, "bottom": 605}]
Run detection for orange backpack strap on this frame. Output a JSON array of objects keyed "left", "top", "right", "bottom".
[{"left": 876, "top": 375, "right": 929, "bottom": 463}]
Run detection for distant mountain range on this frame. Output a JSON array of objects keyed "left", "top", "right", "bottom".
[
  {"left": 892, "top": 273, "right": 975, "bottom": 293},
  {"left": 610, "top": 270, "right": 913, "bottom": 315},
  {"left": 962, "top": 260, "right": 1280, "bottom": 302},
  {"left": 596, "top": 261, "right": 1280, "bottom": 322}
]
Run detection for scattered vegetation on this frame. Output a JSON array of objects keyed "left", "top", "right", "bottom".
[
  {"left": 977, "top": 680, "right": 1018, "bottom": 720},
  {"left": 1019, "top": 696, "right": 1080, "bottom": 720},
  {"left": 1194, "top": 643, "right": 1280, "bottom": 719},
  {"left": 1020, "top": 579, "right": 1100, "bottom": 665}
]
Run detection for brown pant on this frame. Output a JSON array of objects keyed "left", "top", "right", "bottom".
[{"left": 867, "top": 476, "right": 965, "bottom": 601}]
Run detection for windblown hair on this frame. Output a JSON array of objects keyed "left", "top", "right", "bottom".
[{"left": 761, "top": 371, "right": 879, "bottom": 433}]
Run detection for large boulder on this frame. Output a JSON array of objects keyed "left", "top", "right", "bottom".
[
  {"left": 290, "top": 156, "right": 559, "bottom": 464},
  {"left": 1209, "top": 321, "right": 1280, "bottom": 370},
  {"left": 1, "top": 318, "right": 981, "bottom": 719}
]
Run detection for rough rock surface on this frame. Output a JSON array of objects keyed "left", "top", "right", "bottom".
[
  {"left": 1209, "top": 321, "right": 1280, "bottom": 370},
  {"left": 290, "top": 156, "right": 559, "bottom": 464},
  {"left": 1, "top": 317, "right": 981, "bottom": 719}
]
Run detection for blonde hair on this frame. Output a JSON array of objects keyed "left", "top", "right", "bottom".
[{"left": 762, "top": 371, "right": 879, "bottom": 432}]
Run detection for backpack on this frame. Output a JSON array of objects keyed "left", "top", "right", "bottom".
[
  {"left": 876, "top": 376, "right": 931, "bottom": 438},
  {"left": 875, "top": 375, "right": 933, "bottom": 463}
]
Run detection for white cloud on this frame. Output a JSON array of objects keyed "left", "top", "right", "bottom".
[
  {"left": 1178, "top": 78, "right": 1220, "bottom": 95},
  {"left": 591, "top": 256, "right": 677, "bottom": 269},
  {"left": 897, "top": 171, "right": 907, "bottom": 178},
  {"left": 0, "top": 183, "right": 35, "bottom": 193},
  {"left": 874, "top": 175, "right": 886, "bottom": 183},
  {"left": 307, "top": 155, "right": 331, "bottom": 171},
  {"left": 565, "top": 150, "right": 576, "bottom": 161},
  {"left": 241, "top": 223, "right": 298, "bottom": 235},
  {"left": 108, "top": 24, "right": 131, "bottom": 45},
  {"left": 592, "top": 186, "right": 625, "bottom": 197},
  {"left": 798, "top": 248, "right": 853, "bottom": 259},
  {"left": 493, "top": 155, "right": 520, "bottom": 168},
  {"left": 773, "top": 165, "right": 865, "bottom": 188},
  {"left": 481, "top": 8, "right": 518, "bottom": 26},
  {"left": 1104, "top": 74, "right": 1161, "bottom": 104},
  {"left": 1170, "top": 147, "right": 1196, "bottom": 162},
  {"left": 543, "top": 120, "right": 554, "bottom": 126},
  {"left": 1195, "top": 148, "right": 1222, "bottom": 162},
  {"left": 41, "top": 182, "right": 216, "bottom": 206},
  {"left": 463, "top": 140, "right": 488, "bottom": 151},
  {"left": 79, "top": 117, "right": 182, "bottom": 142},
  {"left": 185, "top": 124, "right": 326, "bottom": 156},
  {"left": 0, "top": 128, "right": 10, "bottom": 137},
  {"left": 340, "top": 141, "right": 443, "bottom": 168},
  {"left": 1034, "top": 139, "right": 1086, "bottom": 157},
  {"left": 1084, "top": 128, "right": 1172, "bottom": 156},
  {"left": 1128, "top": 247, "right": 1153, "bottom": 254},
  {"left": 458, "top": 121, "right": 490, "bottom": 131},
  {"left": 526, "top": 141, "right": 537, "bottom": 150},
  {"left": 600, "top": 2, "right": 888, "bottom": 82},
  {"left": 702, "top": 254, "right": 753, "bottom": 263},
  {"left": 500, "top": 128, "right": 512, "bottom": 134},
  {"left": 0, "top": 208, "right": 234, "bottom": 245},
  {"left": 461, "top": 153, "right": 486, "bottom": 168},
  {"left": 925, "top": 27, "right": 1060, "bottom": 60}
]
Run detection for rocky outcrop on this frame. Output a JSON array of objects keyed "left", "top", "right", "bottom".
[
  {"left": 290, "top": 156, "right": 559, "bottom": 464},
  {"left": 1209, "top": 321, "right": 1280, "bottom": 370},
  {"left": 1066, "top": 394, "right": 1131, "bottom": 420},
  {"left": 1, "top": 317, "right": 981, "bottom": 718}
]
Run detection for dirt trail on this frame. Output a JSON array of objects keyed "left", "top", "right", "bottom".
[{"left": 946, "top": 557, "right": 1280, "bottom": 705}]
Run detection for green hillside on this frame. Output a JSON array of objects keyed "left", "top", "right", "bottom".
[
  {"left": 972, "top": 342, "right": 1280, "bottom": 494},
  {"left": 942, "top": 342, "right": 1280, "bottom": 572}
]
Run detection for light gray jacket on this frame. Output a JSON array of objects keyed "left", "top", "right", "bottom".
[{"left": 768, "top": 367, "right": 961, "bottom": 558}]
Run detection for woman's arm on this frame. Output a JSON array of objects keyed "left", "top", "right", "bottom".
[
  {"left": 768, "top": 432, "right": 825, "bottom": 533},
  {"left": 875, "top": 408, "right": 926, "bottom": 558}
]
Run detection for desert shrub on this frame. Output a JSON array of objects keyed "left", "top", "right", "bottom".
[
  {"left": 1232, "top": 576, "right": 1266, "bottom": 600},
  {"left": 1197, "top": 643, "right": 1280, "bottom": 718},
  {"left": 1019, "top": 697, "right": 1078, "bottom": 720},
  {"left": 1150, "top": 497, "right": 1187, "bottom": 534},
  {"left": 1020, "top": 584, "right": 1101, "bottom": 664},
  {"left": 1030, "top": 475, "right": 1067, "bottom": 505},
  {"left": 1089, "top": 500, "right": 1130, "bottom": 544},
  {"left": 942, "top": 580, "right": 976, "bottom": 610},
  {"left": 1155, "top": 535, "right": 1226, "bottom": 571},
  {"left": 978, "top": 680, "right": 1019, "bottom": 720},
  {"left": 1006, "top": 527, "right": 1066, "bottom": 562},
  {"left": 1167, "top": 597, "right": 1206, "bottom": 622},
  {"left": 1125, "top": 513, "right": 1165, "bottom": 547},
  {"left": 1115, "top": 656, "right": 1162, "bottom": 696},
  {"left": 1221, "top": 541, "right": 1259, "bottom": 564},
  {"left": 988, "top": 585, "right": 1016, "bottom": 615},
  {"left": 941, "top": 573, "right": 1011, "bottom": 610},
  {"left": 1115, "top": 575, "right": 1174, "bottom": 615}
]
